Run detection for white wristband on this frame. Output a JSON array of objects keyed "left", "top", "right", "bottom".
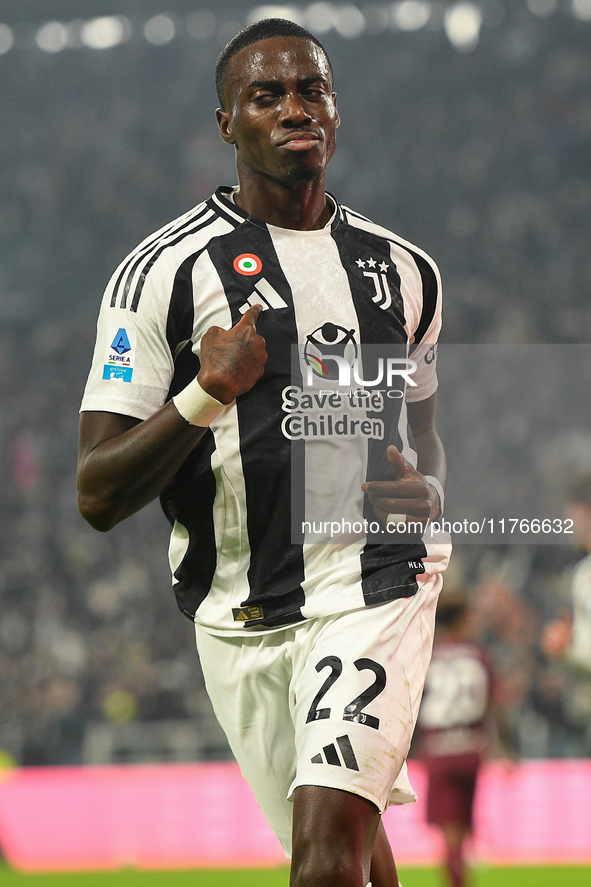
[
  {"left": 173, "top": 378, "right": 226, "bottom": 427},
  {"left": 386, "top": 514, "right": 407, "bottom": 526},
  {"left": 424, "top": 475, "right": 445, "bottom": 515}
]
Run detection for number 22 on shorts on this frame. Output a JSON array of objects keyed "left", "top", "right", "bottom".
[{"left": 306, "top": 655, "right": 386, "bottom": 730}]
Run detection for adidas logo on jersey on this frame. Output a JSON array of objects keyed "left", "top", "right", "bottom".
[
  {"left": 311, "top": 734, "right": 359, "bottom": 771},
  {"left": 238, "top": 278, "right": 288, "bottom": 314}
]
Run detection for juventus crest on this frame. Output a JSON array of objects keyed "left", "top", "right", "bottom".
[{"left": 355, "top": 257, "right": 393, "bottom": 310}]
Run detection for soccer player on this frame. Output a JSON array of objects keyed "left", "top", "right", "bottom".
[
  {"left": 78, "top": 19, "right": 449, "bottom": 887},
  {"left": 417, "top": 590, "right": 495, "bottom": 887}
]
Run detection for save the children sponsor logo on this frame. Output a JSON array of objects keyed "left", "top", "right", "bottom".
[
  {"left": 303, "top": 322, "right": 358, "bottom": 381},
  {"left": 301, "top": 322, "right": 417, "bottom": 390},
  {"left": 282, "top": 326, "right": 418, "bottom": 442},
  {"left": 103, "top": 327, "right": 136, "bottom": 382}
]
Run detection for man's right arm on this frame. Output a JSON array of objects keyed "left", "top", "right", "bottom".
[{"left": 77, "top": 304, "right": 267, "bottom": 532}]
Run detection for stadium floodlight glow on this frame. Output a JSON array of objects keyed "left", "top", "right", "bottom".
[
  {"left": 0, "top": 23, "right": 14, "bottom": 54},
  {"left": 392, "top": 1, "right": 432, "bottom": 31},
  {"left": 444, "top": 2, "right": 483, "bottom": 51},
  {"left": 186, "top": 10, "right": 216, "bottom": 40},
  {"left": 362, "top": 3, "right": 390, "bottom": 33},
  {"left": 305, "top": 2, "right": 337, "bottom": 33},
  {"left": 144, "top": 14, "right": 176, "bottom": 45},
  {"left": 35, "top": 21, "right": 69, "bottom": 53},
  {"left": 481, "top": 0, "right": 506, "bottom": 27},
  {"left": 81, "top": 17, "right": 130, "bottom": 50},
  {"left": 572, "top": 0, "right": 591, "bottom": 19},
  {"left": 248, "top": 5, "right": 304, "bottom": 24},
  {"left": 526, "top": 0, "right": 558, "bottom": 16},
  {"left": 334, "top": 4, "right": 365, "bottom": 37}
]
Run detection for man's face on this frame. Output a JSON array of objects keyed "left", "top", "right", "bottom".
[{"left": 217, "top": 36, "right": 339, "bottom": 186}]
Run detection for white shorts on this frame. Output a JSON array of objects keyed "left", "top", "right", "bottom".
[{"left": 195, "top": 567, "right": 444, "bottom": 857}]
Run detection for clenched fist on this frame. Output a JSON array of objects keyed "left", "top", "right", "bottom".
[{"left": 197, "top": 304, "right": 268, "bottom": 404}]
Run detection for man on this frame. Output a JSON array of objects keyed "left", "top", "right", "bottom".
[
  {"left": 542, "top": 472, "right": 591, "bottom": 675},
  {"left": 417, "top": 590, "right": 495, "bottom": 887},
  {"left": 540, "top": 472, "right": 591, "bottom": 754},
  {"left": 78, "top": 19, "right": 449, "bottom": 887}
]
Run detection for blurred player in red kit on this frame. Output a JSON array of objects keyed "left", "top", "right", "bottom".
[{"left": 417, "top": 588, "right": 502, "bottom": 887}]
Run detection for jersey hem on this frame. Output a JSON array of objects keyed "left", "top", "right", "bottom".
[{"left": 192, "top": 583, "right": 419, "bottom": 637}]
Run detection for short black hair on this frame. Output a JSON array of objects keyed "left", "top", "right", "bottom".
[{"left": 215, "top": 18, "right": 333, "bottom": 109}]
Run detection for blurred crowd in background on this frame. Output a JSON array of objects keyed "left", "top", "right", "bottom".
[{"left": 0, "top": 1, "right": 590, "bottom": 767}]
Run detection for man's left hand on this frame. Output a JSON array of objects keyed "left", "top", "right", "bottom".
[{"left": 361, "top": 445, "right": 442, "bottom": 533}]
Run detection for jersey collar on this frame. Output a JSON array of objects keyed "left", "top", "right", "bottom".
[{"left": 213, "top": 185, "right": 343, "bottom": 231}]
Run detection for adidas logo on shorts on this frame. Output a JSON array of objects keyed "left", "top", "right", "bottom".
[{"left": 311, "top": 734, "right": 359, "bottom": 771}]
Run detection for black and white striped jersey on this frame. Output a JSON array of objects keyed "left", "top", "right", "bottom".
[{"left": 81, "top": 186, "right": 442, "bottom": 635}]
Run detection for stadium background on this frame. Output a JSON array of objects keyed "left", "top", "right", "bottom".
[{"left": 0, "top": 0, "right": 590, "bottom": 878}]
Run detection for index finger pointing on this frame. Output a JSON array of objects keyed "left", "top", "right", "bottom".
[{"left": 237, "top": 304, "right": 263, "bottom": 327}]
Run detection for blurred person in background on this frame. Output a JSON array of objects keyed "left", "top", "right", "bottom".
[
  {"left": 417, "top": 586, "right": 515, "bottom": 887},
  {"left": 542, "top": 472, "right": 591, "bottom": 675},
  {"left": 540, "top": 472, "right": 591, "bottom": 751}
]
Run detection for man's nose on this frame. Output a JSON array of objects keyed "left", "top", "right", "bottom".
[{"left": 278, "top": 93, "right": 312, "bottom": 127}]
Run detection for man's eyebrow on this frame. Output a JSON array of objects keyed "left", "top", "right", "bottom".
[
  {"left": 247, "top": 79, "right": 283, "bottom": 91},
  {"left": 299, "top": 76, "right": 330, "bottom": 88},
  {"left": 246, "top": 77, "right": 330, "bottom": 91}
]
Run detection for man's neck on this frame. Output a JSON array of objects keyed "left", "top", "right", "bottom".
[{"left": 233, "top": 171, "right": 332, "bottom": 231}]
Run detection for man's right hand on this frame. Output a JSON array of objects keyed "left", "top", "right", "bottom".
[{"left": 197, "top": 304, "right": 268, "bottom": 404}]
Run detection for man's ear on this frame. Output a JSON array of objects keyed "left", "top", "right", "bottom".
[
  {"left": 216, "top": 107, "right": 236, "bottom": 145},
  {"left": 333, "top": 92, "right": 340, "bottom": 129}
]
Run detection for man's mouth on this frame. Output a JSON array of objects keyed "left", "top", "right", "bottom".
[{"left": 277, "top": 132, "right": 321, "bottom": 151}]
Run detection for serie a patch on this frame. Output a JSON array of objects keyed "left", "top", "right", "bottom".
[{"left": 103, "top": 327, "right": 136, "bottom": 382}]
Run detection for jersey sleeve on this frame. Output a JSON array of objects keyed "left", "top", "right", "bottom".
[
  {"left": 403, "top": 250, "right": 442, "bottom": 403},
  {"left": 80, "top": 265, "right": 174, "bottom": 421},
  {"left": 407, "top": 342, "right": 439, "bottom": 403}
]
